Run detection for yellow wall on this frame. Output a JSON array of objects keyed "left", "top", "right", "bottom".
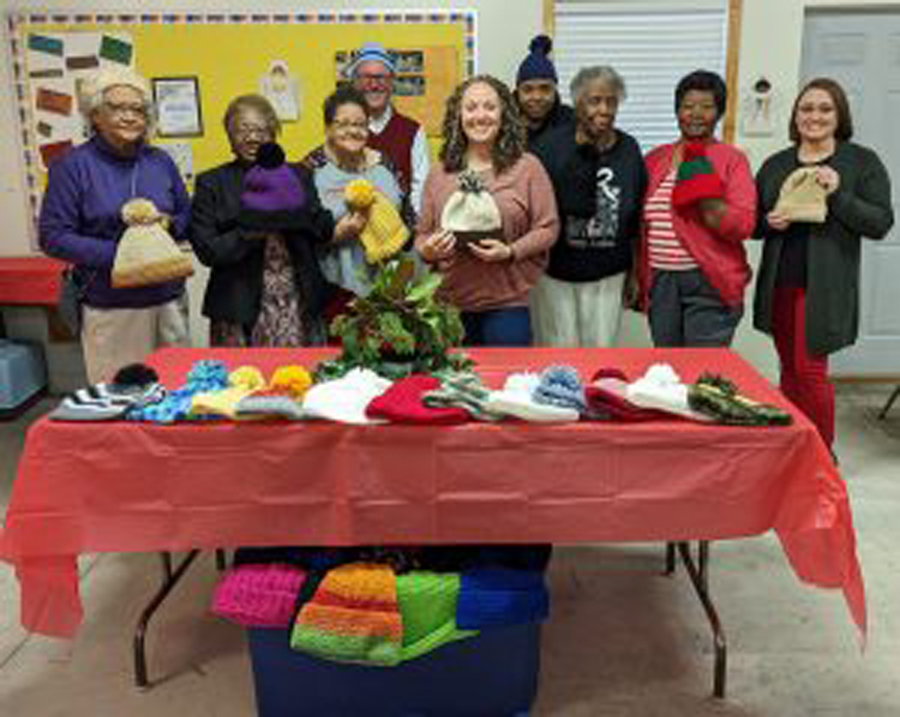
[{"left": 23, "top": 20, "right": 466, "bottom": 184}]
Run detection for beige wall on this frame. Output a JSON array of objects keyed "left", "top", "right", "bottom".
[{"left": 2, "top": 0, "right": 896, "bottom": 373}]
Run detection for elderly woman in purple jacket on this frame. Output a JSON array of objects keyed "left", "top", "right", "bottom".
[{"left": 39, "top": 67, "right": 191, "bottom": 383}]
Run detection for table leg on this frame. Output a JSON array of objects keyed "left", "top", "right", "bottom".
[
  {"left": 664, "top": 542, "right": 676, "bottom": 575},
  {"left": 134, "top": 549, "right": 201, "bottom": 689},
  {"left": 677, "top": 541, "right": 727, "bottom": 698},
  {"left": 159, "top": 552, "right": 173, "bottom": 582},
  {"left": 878, "top": 385, "right": 900, "bottom": 420}
]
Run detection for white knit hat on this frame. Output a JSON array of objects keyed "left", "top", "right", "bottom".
[
  {"left": 303, "top": 368, "right": 393, "bottom": 425},
  {"left": 486, "top": 373, "right": 580, "bottom": 423}
]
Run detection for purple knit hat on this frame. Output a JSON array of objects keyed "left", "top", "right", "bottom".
[{"left": 239, "top": 142, "right": 307, "bottom": 229}]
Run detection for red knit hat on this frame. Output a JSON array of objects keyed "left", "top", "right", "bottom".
[
  {"left": 584, "top": 368, "right": 672, "bottom": 422},
  {"left": 365, "top": 374, "right": 470, "bottom": 425},
  {"left": 672, "top": 142, "right": 724, "bottom": 210}
]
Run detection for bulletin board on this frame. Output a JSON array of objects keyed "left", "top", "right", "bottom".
[{"left": 6, "top": 9, "right": 477, "bottom": 225}]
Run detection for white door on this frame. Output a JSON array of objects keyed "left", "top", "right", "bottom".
[{"left": 802, "top": 11, "right": 900, "bottom": 376}]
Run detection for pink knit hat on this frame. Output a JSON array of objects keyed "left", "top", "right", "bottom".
[{"left": 211, "top": 563, "right": 306, "bottom": 628}]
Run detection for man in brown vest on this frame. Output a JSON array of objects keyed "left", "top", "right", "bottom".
[{"left": 348, "top": 42, "right": 430, "bottom": 216}]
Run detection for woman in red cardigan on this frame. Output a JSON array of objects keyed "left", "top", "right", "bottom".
[{"left": 638, "top": 70, "right": 756, "bottom": 347}]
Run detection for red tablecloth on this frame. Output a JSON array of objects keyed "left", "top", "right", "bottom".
[
  {"left": 0, "top": 347, "right": 865, "bottom": 641},
  {"left": 0, "top": 256, "right": 66, "bottom": 305}
]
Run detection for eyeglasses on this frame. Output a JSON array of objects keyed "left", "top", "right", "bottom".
[
  {"left": 104, "top": 102, "right": 147, "bottom": 118},
  {"left": 331, "top": 120, "right": 368, "bottom": 132},
  {"left": 355, "top": 73, "right": 391, "bottom": 85},
  {"left": 233, "top": 125, "right": 272, "bottom": 140}
]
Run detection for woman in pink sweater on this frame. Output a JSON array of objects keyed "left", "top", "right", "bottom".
[
  {"left": 638, "top": 70, "right": 756, "bottom": 347},
  {"left": 415, "top": 75, "right": 559, "bottom": 346}
]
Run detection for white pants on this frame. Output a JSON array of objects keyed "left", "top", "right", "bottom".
[
  {"left": 81, "top": 298, "right": 190, "bottom": 383},
  {"left": 531, "top": 273, "right": 625, "bottom": 347}
]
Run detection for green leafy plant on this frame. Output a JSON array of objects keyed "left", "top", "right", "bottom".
[{"left": 316, "top": 258, "right": 472, "bottom": 380}]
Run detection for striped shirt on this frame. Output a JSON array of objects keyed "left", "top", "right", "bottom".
[{"left": 645, "top": 170, "right": 698, "bottom": 271}]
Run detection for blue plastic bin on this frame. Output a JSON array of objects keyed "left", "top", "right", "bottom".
[
  {"left": 0, "top": 339, "right": 47, "bottom": 419},
  {"left": 246, "top": 623, "right": 540, "bottom": 717}
]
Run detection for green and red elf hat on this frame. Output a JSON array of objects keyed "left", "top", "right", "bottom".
[{"left": 672, "top": 142, "right": 725, "bottom": 210}]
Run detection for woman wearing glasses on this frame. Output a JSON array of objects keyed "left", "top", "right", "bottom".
[
  {"left": 302, "top": 86, "right": 411, "bottom": 309},
  {"left": 190, "top": 94, "right": 334, "bottom": 346},
  {"left": 39, "top": 67, "right": 191, "bottom": 382}
]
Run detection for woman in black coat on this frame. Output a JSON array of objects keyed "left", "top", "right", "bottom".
[
  {"left": 754, "top": 77, "right": 893, "bottom": 448},
  {"left": 190, "top": 94, "right": 334, "bottom": 346}
]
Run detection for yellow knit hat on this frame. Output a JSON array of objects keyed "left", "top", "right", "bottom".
[
  {"left": 190, "top": 366, "right": 266, "bottom": 419},
  {"left": 345, "top": 179, "right": 409, "bottom": 264}
]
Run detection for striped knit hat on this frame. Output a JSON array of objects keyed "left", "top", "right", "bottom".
[
  {"left": 672, "top": 142, "right": 724, "bottom": 210},
  {"left": 49, "top": 363, "right": 165, "bottom": 421},
  {"left": 290, "top": 562, "right": 403, "bottom": 667}
]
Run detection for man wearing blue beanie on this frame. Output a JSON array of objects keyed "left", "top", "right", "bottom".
[
  {"left": 347, "top": 42, "right": 429, "bottom": 216},
  {"left": 515, "top": 35, "right": 575, "bottom": 149}
]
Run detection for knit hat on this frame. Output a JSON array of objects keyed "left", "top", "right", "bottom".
[
  {"left": 457, "top": 568, "right": 549, "bottom": 630},
  {"left": 49, "top": 363, "right": 165, "bottom": 421},
  {"left": 440, "top": 171, "right": 502, "bottom": 243},
  {"left": 346, "top": 42, "right": 396, "bottom": 77},
  {"left": 290, "top": 562, "right": 403, "bottom": 667},
  {"left": 303, "top": 368, "right": 392, "bottom": 424},
  {"left": 486, "top": 372, "right": 580, "bottom": 423},
  {"left": 111, "top": 198, "right": 194, "bottom": 288},
  {"left": 365, "top": 374, "right": 470, "bottom": 425},
  {"left": 235, "top": 365, "right": 312, "bottom": 420},
  {"left": 671, "top": 142, "right": 725, "bottom": 211},
  {"left": 773, "top": 166, "right": 828, "bottom": 223},
  {"left": 396, "top": 571, "right": 478, "bottom": 662},
  {"left": 584, "top": 368, "right": 672, "bottom": 422},
  {"left": 238, "top": 142, "right": 307, "bottom": 231},
  {"left": 625, "top": 363, "right": 710, "bottom": 421},
  {"left": 129, "top": 360, "right": 229, "bottom": 424},
  {"left": 78, "top": 66, "right": 151, "bottom": 116},
  {"left": 423, "top": 372, "right": 506, "bottom": 422},
  {"left": 212, "top": 563, "right": 307, "bottom": 628},
  {"left": 190, "top": 365, "right": 266, "bottom": 420},
  {"left": 516, "top": 35, "right": 558, "bottom": 86},
  {"left": 533, "top": 365, "right": 587, "bottom": 413},
  {"left": 344, "top": 178, "right": 409, "bottom": 264}
]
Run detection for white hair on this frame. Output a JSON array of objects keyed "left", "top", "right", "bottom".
[
  {"left": 78, "top": 67, "right": 157, "bottom": 137},
  {"left": 570, "top": 66, "right": 627, "bottom": 105}
]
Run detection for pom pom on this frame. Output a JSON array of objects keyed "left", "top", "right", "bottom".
[
  {"left": 529, "top": 34, "right": 553, "bottom": 56},
  {"left": 255, "top": 142, "right": 286, "bottom": 170},
  {"left": 590, "top": 367, "right": 628, "bottom": 383},
  {"left": 186, "top": 360, "right": 229, "bottom": 390},
  {"left": 270, "top": 365, "right": 313, "bottom": 398},
  {"left": 121, "top": 198, "right": 161, "bottom": 226},
  {"left": 540, "top": 365, "right": 583, "bottom": 391},
  {"left": 112, "top": 363, "right": 159, "bottom": 387},
  {"left": 345, "top": 178, "right": 377, "bottom": 208},
  {"left": 229, "top": 366, "right": 266, "bottom": 391}
]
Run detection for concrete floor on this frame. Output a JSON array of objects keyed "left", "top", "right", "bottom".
[{"left": 1, "top": 385, "right": 898, "bottom": 716}]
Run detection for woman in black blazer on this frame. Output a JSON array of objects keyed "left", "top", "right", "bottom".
[{"left": 190, "top": 94, "right": 334, "bottom": 346}]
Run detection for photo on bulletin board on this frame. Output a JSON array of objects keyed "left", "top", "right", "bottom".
[{"left": 152, "top": 76, "right": 203, "bottom": 138}]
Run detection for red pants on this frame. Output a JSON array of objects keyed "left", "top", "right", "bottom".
[{"left": 772, "top": 287, "right": 834, "bottom": 447}]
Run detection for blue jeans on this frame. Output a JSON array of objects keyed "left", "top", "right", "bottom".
[{"left": 461, "top": 307, "right": 532, "bottom": 347}]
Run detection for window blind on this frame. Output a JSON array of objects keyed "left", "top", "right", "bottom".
[{"left": 554, "top": 2, "right": 729, "bottom": 151}]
